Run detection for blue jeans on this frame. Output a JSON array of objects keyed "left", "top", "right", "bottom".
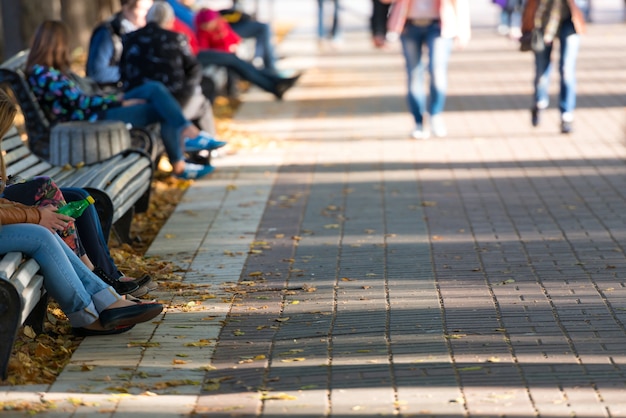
[
  {"left": 400, "top": 22, "right": 453, "bottom": 126},
  {"left": 533, "top": 19, "right": 580, "bottom": 118},
  {"left": 0, "top": 224, "right": 120, "bottom": 328},
  {"left": 317, "top": 0, "right": 340, "bottom": 40},
  {"left": 103, "top": 81, "right": 191, "bottom": 164},
  {"left": 500, "top": 9, "right": 521, "bottom": 28},
  {"left": 230, "top": 19, "right": 278, "bottom": 74},
  {"left": 196, "top": 50, "right": 280, "bottom": 93}
]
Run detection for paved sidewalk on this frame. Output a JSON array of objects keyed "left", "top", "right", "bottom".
[{"left": 2, "top": 0, "right": 626, "bottom": 416}]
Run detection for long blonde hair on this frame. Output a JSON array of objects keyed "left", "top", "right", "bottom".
[{"left": 0, "top": 89, "right": 18, "bottom": 194}]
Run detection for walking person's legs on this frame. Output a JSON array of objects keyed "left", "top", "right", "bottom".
[
  {"left": 330, "top": 0, "right": 341, "bottom": 41},
  {"left": 371, "top": 0, "right": 390, "bottom": 48},
  {"left": 401, "top": 24, "right": 428, "bottom": 138},
  {"left": 531, "top": 43, "right": 554, "bottom": 127},
  {"left": 558, "top": 20, "right": 580, "bottom": 133},
  {"left": 317, "top": 0, "right": 325, "bottom": 40},
  {"left": 426, "top": 24, "right": 453, "bottom": 138}
]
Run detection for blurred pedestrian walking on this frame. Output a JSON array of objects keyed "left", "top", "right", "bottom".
[
  {"left": 371, "top": 0, "right": 391, "bottom": 48},
  {"left": 522, "top": 0, "right": 587, "bottom": 134},
  {"left": 384, "top": 0, "right": 471, "bottom": 139},
  {"left": 317, "top": 0, "right": 341, "bottom": 47}
]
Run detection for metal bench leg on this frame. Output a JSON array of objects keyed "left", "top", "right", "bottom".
[
  {"left": 23, "top": 294, "right": 48, "bottom": 335},
  {"left": 0, "top": 280, "right": 21, "bottom": 381},
  {"left": 111, "top": 207, "right": 137, "bottom": 245}
]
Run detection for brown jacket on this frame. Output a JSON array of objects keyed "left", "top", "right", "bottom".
[
  {"left": 0, "top": 198, "right": 41, "bottom": 225},
  {"left": 522, "top": 0, "right": 586, "bottom": 35}
]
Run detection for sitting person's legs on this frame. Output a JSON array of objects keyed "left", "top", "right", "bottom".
[
  {"left": 230, "top": 19, "right": 278, "bottom": 74},
  {"left": 196, "top": 50, "right": 300, "bottom": 99},
  {"left": 1, "top": 177, "right": 148, "bottom": 296},
  {"left": 0, "top": 223, "right": 162, "bottom": 332},
  {"left": 103, "top": 81, "right": 214, "bottom": 179}
]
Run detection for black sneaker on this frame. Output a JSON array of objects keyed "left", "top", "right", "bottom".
[
  {"left": 531, "top": 107, "right": 541, "bottom": 127},
  {"left": 93, "top": 266, "right": 140, "bottom": 295}
]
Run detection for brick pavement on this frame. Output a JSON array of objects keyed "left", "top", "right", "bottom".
[{"left": 1, "top": 0, "right": 625, "bottom": 416}]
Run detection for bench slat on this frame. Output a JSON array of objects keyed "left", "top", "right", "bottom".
[
  {"left": 18, "top": 275, "right": 44, "bottom": 325},
  {"left": 9, "top": 258, "right": 41, "bottom": 294},
  {"left": 0, "top": 252, "right": 23, "bottom": 280}
]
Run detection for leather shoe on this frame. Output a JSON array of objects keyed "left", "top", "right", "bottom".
[
  {"left": 273, "top": 73, "right": 302, "bottom": 100},
  {"left": 99, "top": 303, "right": 163, "bottom": 329},
  {"left": 72, "top": 324, "right": 135, "bottom": 337}
]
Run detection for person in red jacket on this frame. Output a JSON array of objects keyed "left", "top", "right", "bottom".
[
  {"left": 183, "top": 8, "right": 301, "bottom": 100},
  {"left": 196, "top": 9, "right": 241, "bottom": 53}
]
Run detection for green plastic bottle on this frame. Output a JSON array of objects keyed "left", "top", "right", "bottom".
[{"left": 56, "top": 195, "right": 95, "bottom": 218}]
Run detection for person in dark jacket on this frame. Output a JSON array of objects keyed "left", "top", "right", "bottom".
[
  {"left": 120, "top": 1, "right": 220, "bottom": 137},
  {"left": 86, "top": 0, "right": 153, "bottom": 90}
]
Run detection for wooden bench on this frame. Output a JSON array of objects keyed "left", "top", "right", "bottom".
[{"left": 0, "top": 253, "right": 47, "bottom": 381}]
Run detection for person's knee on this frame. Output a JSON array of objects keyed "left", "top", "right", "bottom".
[
  {"left": 142, "top": 80, "right": 169, "bottom": 94},
  {"left": 62, "top": 187, "right": 89, "bottom": 201}
]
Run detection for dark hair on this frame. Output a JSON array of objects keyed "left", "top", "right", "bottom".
[
  {"left": 25, "top": 20, "right": 71, "bottom": 74},
  {"left": 121, "top": 0, "right": 140, "bottom": 7}
]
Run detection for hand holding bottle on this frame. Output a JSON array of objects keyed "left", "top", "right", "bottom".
[
  {"left": 56, "top": 195, "right": 95, "bottom": 217},
  {"left": 38, "top": 205, "right": 74, "bottom": 233}
]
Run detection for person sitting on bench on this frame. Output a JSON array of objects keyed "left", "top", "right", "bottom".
[
  {"left": 27, "top": 20, "right": 221, "bottom": 179},
  {"left": 0, "top": 90, "right": 163, "bottom": 336}
]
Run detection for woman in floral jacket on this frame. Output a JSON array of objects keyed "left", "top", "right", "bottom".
[{"left": 27, "top": 20, "right": 217, "bottom": 179}]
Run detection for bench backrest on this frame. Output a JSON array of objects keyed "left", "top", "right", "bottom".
[{"left": 0, "top": 50, "right": 51, "bottom": 158}]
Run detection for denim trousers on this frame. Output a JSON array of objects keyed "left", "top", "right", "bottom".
[
  {"left": 230, "top": 19, "right": 278, "bottom": 74},
  {"left": 102, "top": 80, "right": 191, "bottom": 164},
  {"left": 400, "top": 22, "right": 453, "bottom": 126},
  {"left": 533, "top": 19, "right": 580, "bottom": 118},
  {"left": 317, "top": 0, "right": 340, "bottom": 40},
  {"left": 196, "top": 50, "right": 279, "bottom": 93},
  {"left": 0, "top": 224, "right": 119, "bottom": 327},
  {"left": 62, "top": 187, "right": 122, "bottom": 280}
]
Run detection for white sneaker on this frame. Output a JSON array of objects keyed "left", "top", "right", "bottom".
[
  {"left": 411, "top": 124, "right": 430, "bottom": 139},
  {"left": 430, "top": 115, "right": 447, "bottom": 138},
  {"left": 509, "top": 27, "right": 522, "bottom": 40}
]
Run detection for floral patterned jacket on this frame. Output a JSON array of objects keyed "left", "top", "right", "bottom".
[{"left": 27, "top": 64, "right": 121, "bottom": 124}]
